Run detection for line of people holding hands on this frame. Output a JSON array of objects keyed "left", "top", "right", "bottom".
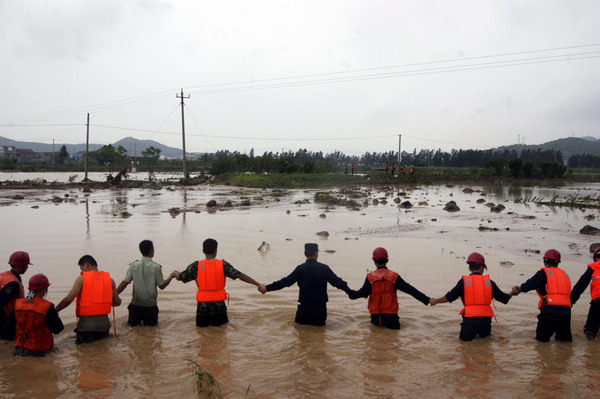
[{"left": 2, "top": 239, "right": 600, "bottom": 357}]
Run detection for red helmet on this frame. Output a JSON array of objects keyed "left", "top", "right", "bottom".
[
  {"left": 466, "top": 252, "right": 486, "bottom": 266},
  {"left": 372, "top": 247, "right": 389, "bottom": 259},
  {"left": 593, "top": 247, "right": 600, "bottom": 260},
  {"left": 28, "top": 274, "right": 50, "bottom": 291},
  {"left": 9, "top": 251, "right": 32, "bottom": 266},
  {"left": 543, "top": 249, "right": 561, "bottom": 263}
]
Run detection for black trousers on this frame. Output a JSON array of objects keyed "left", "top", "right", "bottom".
[
  {"left": 459, "top": 316, "right": 492, "bottom": 341},
  {"left": 536, "top": 312, "right": 572, "bottom": 342},
  {"left": 295, "top": 303, "right": 327, "bottom": 326},
  {"left": 584, "top": 299, "right": 600, "bottom": 337},
  {"left": 127, "top": 304, "right": 159, "bottom": 327}
]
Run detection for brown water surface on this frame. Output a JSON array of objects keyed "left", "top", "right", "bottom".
[{"left": 1, "top": 179, "right": 599, "bottom": 398}]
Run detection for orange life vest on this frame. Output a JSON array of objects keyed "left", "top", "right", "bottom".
[
  {"left": 460, "top": 274, "right": 494, "bottom": 317},
  {"left": 588, "top": 262, "right": 600, "bottom": 300},
  {"left": 366, "top": 268, "right": 399, "bottom": 314},
  {"left": 14, "top": 296, "right": 53, "bottom": 352},
  {"left": 0, "top": 270, "right": 25, "bottom": 316},
  {"left": 538, "top": 267, "right": 571, "bottom": 308},
  {"left": 76, "top": 271, "right": 113, "bottom": 317},
  {"left": 195, "top": 259, "right": 227, "bottom": 302}
]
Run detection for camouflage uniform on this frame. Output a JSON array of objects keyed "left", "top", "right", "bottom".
[{"left": 178, "top": 260, "right": 241, "bottom": 317}]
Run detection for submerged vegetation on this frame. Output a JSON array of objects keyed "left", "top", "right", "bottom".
[
  {"left": 187, "top": 360, "right": 254, "bottom": 399},
  {"left": 514, "top": 193, "right": 600, "bottom": 209},
  {"left": 187, "top": 359, "right": 224, "bottom": 399}
]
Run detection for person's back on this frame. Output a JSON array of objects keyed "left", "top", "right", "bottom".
[
  {"left": 55, "top": 255, "right": 121, "bottom": 344},
  {"left": 12, "top": 273, "right": 64, "bottom": 357},
  {"left": 261, "top": 243, "right": 350, "bottom": 326},
  {"left": 512, "top": 249, "right": 572, "bottom": 342},
  {"left": 117, "top": 240, "right": 173, "bottom": 327},
  {"left": 128, "top": 257, "right": 164, "bottom": 306},
  {"left": 348, "top": 247, "right": 430, "bottom": 330}
]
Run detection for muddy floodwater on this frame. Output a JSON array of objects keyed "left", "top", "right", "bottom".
[{"left": 1, "top": 174, "right": 600, "bottom": 398}]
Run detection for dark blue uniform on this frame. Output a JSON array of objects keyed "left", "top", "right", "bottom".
[{"left": 266, "top": 258, "right": 350, "bottom": 326}]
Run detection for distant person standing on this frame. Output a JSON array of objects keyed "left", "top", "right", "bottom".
[
  {"left": 430, "top": 252, "right": 512, "bottom": 341},
  {"left": 347, "top": 247, "right": 431, "bottom": 330},
  {"left": 511, "top": 249, "right": 572, "bottom": 342},
  {"left": 55, "top": 255, "right": 121, "bottom": 344},
  {"left": 6, "top": 274, "right": 64, "bottom": 357},
  {"left": 391, "top": 165, "right": 395, "bottom": 176},
  {"left": 345, "top": 163, "right": 348, "bottom": 175},
  {"left": 117, "top": 240, "right": 174, "bottom": 327},
  {"left": 258, "top": 243, "right": 351, "bottom": 326},
  {"left": 570, "top": 247, "right": 600, "bottom": 340},
  {"left": 402, "top": 167, "right": 406, "bottom": 175},
  {"left": 0, "top": 251, "right": 33, "bottom": 340},
  {"left": 172, "top": 238, "right": 262, "bottom": 327},
  {"left": 351, "top": 163, "right": 355, "bottom": 175},
  {"left": 385, "top": 163, "right": 389, "bottom": 174}
]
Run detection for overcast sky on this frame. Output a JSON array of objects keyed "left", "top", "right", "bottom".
[{"left": 1, "top": 1, "right": 599, "bottom": 156}]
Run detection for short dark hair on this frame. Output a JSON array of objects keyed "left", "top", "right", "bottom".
[
  {"left": 374, "top": 258, "right": 388, "bottom": 266},
  {"left": 544, "top": 259, "right": 559, "bottom": 267},
  {"left": 139, "top": 240, "right": 154, "bottom": 256},
  {"left": 78, "top": 255, "right": 97, "bottom": 267},
  {"left": 203, "top": 238, "right": 218, "bottom": 254},
  {"left": 304, "top": 250, "right": 318, "bottom": 258},
  {"left": 468, "top": 262, "right": 485, "bottom": 271}
]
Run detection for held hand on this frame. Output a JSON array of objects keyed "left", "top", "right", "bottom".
[
  {"left": 170, "top": 270, "right": 180, "bottom": 280},
  {"left": 429, "top": 298, "right": 437, "bottom": 306},
  {"left": 258, "top": 284, "right": 267, "bottom": 294},
  {"left": 511, "top": 286, "right": 521, "bottom": 296}
]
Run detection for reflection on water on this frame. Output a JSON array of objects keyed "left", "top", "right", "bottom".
[{"left": 1, "top": 177, "right": 600, "bottom": 398}]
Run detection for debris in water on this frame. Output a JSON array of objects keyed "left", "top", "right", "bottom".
[
  {"left": 258, "top": 241, "right": 270, "bottom": 253},
  {"left": 187, "top": 359, "right": 223, "bottom": 399}
]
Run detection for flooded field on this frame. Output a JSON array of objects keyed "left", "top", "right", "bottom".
[{"left": 1, "top": 174, "right": 599, "bottom": 398}]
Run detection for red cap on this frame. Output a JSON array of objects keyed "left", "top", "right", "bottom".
[
  {"left": 372, "top": 247, "right": 389, "bottom": 259},
  {"left": 543, "top": 249, "right": 561, "bottom": 262},
  {"left": 9, "top": 251, "right": 32, "bottom": 266},
  {"left": 593, "top": 247, "right": 600, "bottom": 259},
  {"left": 466, "top": 252, "right": 486, "bottom": 266},
  {"left": 28, "top": 274, "right": 50, "bottom": 291}
]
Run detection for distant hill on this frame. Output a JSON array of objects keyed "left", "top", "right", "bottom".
[
  {"left": 494, "top": 137, "right": 600, "bottom": 160},
  {"left": 2, "top": 135, "right": 599, "bottom": 161},
  {"left": 0, "top": 136, "right": 183, "bottom": 158}
]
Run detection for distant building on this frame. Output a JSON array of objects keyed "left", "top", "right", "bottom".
[
  {"left": 0, "top": 146, "right": 17, "bottom": 158},
  {"left": 15, "top": 148, "right": 38, "bottom": 162}
]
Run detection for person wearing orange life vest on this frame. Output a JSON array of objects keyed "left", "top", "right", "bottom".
[
  {"left": 570, "top": 247, "right": 600, "bottom": 341},
  {"left": 430, "top": 252, "right": 512, "bottom": 341},
  {"left": 55, "top": 255, "right": 121, "bottom": 344},
  {"left": 347, "top": 247, "right": 431, "bottom": 330},
  {"left": 4, "top": 274, "right": 64, "bottom": 357},
  {"left": 172, "top": 238, "right": 262, "bottom": 327},
  {"left": 511, "top": 249, "right": 572, "bottom": 342},
  {"left": 0, "top": 251, "right": 32, "bottom": 340}
]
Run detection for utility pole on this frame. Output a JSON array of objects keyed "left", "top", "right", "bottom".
[
  {"left": 177, "top": 88, "right": 190, "bottom": 180},
  {"left": 52, "top": 139, "right": 55, "bottom": 165},
  {"left": 84, "top": 113, "right": 90, "bottom": 181},
  {"left": 398, "top": 134, "right": 402, "bottom": 166}
]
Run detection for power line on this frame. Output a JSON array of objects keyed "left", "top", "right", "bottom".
[
  {"left": 5, "top": 43, "right": 600, "bottom": 125},
  {"left": 186, "top": 43, "right": 600, "bottom": 93},
  {"left": 187, "top": 51, "right": 600, "bottom": 95}
]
